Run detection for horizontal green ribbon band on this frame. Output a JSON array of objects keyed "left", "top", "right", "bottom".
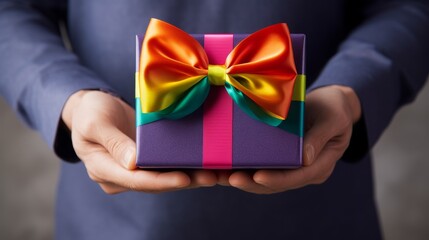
[
  {"left": 136, "top": 98, "right": 304, "bottom": 137},
  {"left": 135, "top": 73, "right": 305, "bottom": 136}
]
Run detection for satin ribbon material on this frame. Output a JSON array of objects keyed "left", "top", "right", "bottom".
[
  {"left": 208, "top": 65, "right": 227, "bottom": 86},
  {"left": 138, "top": 18, "right": 297, "bottom": 126}
]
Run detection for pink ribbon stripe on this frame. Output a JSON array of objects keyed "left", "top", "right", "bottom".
[{"left": 202, "top": 34, "right": 234, "bottom": 169}]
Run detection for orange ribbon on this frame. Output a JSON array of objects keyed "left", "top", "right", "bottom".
[{"left": 139, "top": 18, "right": 297, "bottom": 122}]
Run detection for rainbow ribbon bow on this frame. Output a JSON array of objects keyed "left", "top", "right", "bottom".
[{"left": 137, "top": 18, "right": 297, "bottom": 126}]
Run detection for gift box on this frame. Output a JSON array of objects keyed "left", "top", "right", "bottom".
[{"left": 135, "top": 19, "right": 306, "bottom": 169}]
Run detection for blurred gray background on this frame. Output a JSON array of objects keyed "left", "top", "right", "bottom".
[{"left": 0, "top": 80, "right": 428, "bottom": 240}]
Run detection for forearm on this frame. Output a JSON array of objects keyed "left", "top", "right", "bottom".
[
  {"left": 309, "top": 2, "right": 429, "bottom": 161},
  {"left": 0, "top": 2, "right": 115, "bottom": 161}
]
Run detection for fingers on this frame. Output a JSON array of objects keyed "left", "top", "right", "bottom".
[
  {"left": 79, "top": 138, "right": 216, "bottom": 193},
  {"left": 253, "top": 144, "right": 343, "bottom": 192},
  {"left": 99, "top": 183, "right": 128, "bottom": 194},
  {"left": 78, "top": 122, "right": 137, "bottom": 170},
  {"left": 303, "top": 111, "right": 353, "bottom": 167},
  {"left": 230, "top": 142, "right": 344, "bottom": 194},
  {"left": 216, "top": 170, "right": 233, "bottom": 186},
  {"left": 96, "top": 125, "right": 137, "bottom": 170},
  {"left": 84, "top": 149, "right": 191, "bottom": 193},
  {"left": 302, "top": 118, "right": 349, "bottom": 166},
  {"left": 185, "top": 170, "right": 218, "bottom": 189},
  {"left": 70, "top": 91, "right": 137, "bottom": 170},
  {"left": 69, "top": 91, "right": 219, "bottom": 193},
  {"left": 228, "top": 110, "right": 352, "bottom": 194},
  {"left": 80, "top": 142, "right": 218, "bottom": 193},
  {"left": 71, "top": 87, "right": 359, "bottom": 195},
  {"left": 231, "top": 88, "right": 355, "bottom": 194},
  {"left": 229, "top": 171, "right": 276, "bottom": 194},
  {"left": 303, "top": 121, "right": 331, "bottom": 166},
  {"left": 229, "top": 130, "right": 352, "bottom": 194},
  {"left": 252, "top": 169, "right": 309, "bottom": 192}
]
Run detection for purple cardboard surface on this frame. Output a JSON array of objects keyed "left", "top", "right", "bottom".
[{"left": 136, "top": 33, "right": 306, "bottom": 169}]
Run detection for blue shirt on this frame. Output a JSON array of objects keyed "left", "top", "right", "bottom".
[{"left": 1, "top": 0, "right": 428, "bottom": 239}]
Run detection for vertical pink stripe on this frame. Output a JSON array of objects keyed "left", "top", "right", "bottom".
[{"left": 202, "top": 34, "right": 233, "bottom": 169}]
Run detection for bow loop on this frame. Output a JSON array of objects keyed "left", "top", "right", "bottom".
[{"left": 140, "top": 19, "right": 208, "bottom": 113}]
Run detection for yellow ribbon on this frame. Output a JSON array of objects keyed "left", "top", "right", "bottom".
[{"left": 139, "top": 18, "right": 297, "bottom": 121}]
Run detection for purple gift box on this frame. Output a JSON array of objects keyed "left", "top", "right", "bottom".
[{"left": 135, "top": 28, "right": 306, "bottom": 169}]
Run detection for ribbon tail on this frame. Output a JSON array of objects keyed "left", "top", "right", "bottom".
[{"left": 224, "top": 82, "right": 283, "bottom": 127}]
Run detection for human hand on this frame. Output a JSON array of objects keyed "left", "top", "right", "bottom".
[
  {"left": 62, "top": 90, "right": 217, "bottom": 194},
  {"left": 223, "top": 85, "right": 362, "bottom": 194}
]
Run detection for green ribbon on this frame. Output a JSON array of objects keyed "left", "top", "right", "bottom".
[
  {"left": 136, "top": 75, "right": 305, "bottom": 137},
  {"left": 138, "top": 76, "right": 286, "bottom": 126}
]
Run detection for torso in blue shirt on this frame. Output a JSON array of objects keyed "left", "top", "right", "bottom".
[{"left": 56, "top": 1, "right": 381, "bottom": 239}]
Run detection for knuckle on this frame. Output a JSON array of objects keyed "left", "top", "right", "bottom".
[
  {"left": 105, "top": 136, "right": 126, "bottom": 158},
  {"left": 333, "top": 110, "right": 353, "bottom": 132},
  {"left": 339, "top": 138, "right": 351, "bottom": 150},
  {"left": 76, "top": 118, "right": 99, "bottom": 140},
  {"left": 81, "top": 117, "right": 96, "bottom": 133},
  {"left": 335, "top": 106, "right": 353, "bottom": 129},
  {"left": 332, "top": 137, "right": 350, "bottom": 153}
]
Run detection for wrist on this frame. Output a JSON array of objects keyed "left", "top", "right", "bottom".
[{"left": 61, "top": 90, "right": 89, "bottom": 130}]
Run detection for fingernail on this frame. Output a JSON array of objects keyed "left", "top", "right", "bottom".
[
  {"left": 305, "top": 144, "right": 314, "bottom": 166},
  {"left": 123, "top": 148, "right": 134, "bottom": 168}
]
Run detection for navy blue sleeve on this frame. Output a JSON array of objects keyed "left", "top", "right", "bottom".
[
  {"left": 0, "top": 1, "right": 115, "bottom": 161},
  {"left": 309, "top": 2, "right": 429, "bottom": 161}
]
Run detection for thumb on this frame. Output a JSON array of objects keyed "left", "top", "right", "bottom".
[
  {"left": 303, "top": 122, "right": 331, "bottom": 166},
  {"left": 96, "top": 124, "right": 137, "bottom": 170}
]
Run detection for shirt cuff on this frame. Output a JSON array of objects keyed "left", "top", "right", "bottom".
[{"left": 307, "top": 41, "right": 402, "bottom": 162}]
